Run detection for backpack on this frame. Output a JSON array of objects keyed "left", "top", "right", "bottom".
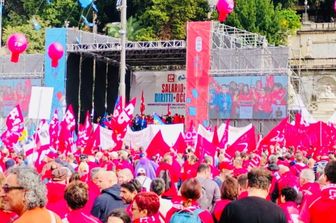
[{"left": 169, "top": 209, "right": 203, "bottom": 223}]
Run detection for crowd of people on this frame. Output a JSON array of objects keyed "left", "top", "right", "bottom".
[{"left": 0, "top": 142, "right": 335, "bottom": 223}]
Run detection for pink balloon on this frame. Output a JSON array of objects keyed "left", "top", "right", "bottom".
[
  {"left": 48, "top": 42, "right": 64, "bottom": 68},
  {"left": 7, "top": 33, "right": 28, "bottom": 63},
  {"left": 217, "top": 0, "right": 235, "bottom": 22}
]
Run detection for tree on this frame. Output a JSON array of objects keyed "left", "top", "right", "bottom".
[
  {"left": 2, "top": 17, "right": 48, "bottom": 53},
  {"left": 104, "top": 16, "right": 143, "bottom": 41},
  {"left": 225, "top": 0, "right": 301, "bottom": 45},
  {"left": 135, "top": 0, "right": 210, "bottom": 40}
]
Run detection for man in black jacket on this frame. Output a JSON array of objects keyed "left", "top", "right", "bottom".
[
  {"left": 219, "top": 168, "right": 286, "bottom": 223},
  {"left": 91, "top": 170, "right": 125, "bottom": 223}
]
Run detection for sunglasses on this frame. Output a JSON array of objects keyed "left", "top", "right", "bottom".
[{"left": 2, "top": 184, "right": 24, "bottom": 193}]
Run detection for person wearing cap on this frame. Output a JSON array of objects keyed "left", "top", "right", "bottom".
[
  {"left": 0, "top": 166, "right": 62, "bottom": 223},
  {"left": 135, "top": 167, "right": 152, "bottom": 192},
  {"left": 46, "top": 167, "right": 70, "bottom": 219}
]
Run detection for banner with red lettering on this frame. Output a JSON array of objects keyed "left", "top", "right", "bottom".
[
  {"left": 185, "top": 21, "right": 211, "bottom": 127},
  {"left": 130, "top": 71, "right": 186, "bottom": 116}
]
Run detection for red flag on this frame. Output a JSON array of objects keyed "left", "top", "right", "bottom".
[
  {"left": 77, "top": 112, "right": 93, "bottom": 148},
  {"left": 111, "top": 98, "right": 137, "bottom": 150},
  {"left": 83, "top": 125, "right": 101, "bottom": 155},
  {"left": 184, "top": 120, "right": 197, "bottom": 146},
  {"left": 219, "top": 119, "right": 230, "bottom": 148},
  {"left": 58, "top": 105, "right": 76, "bottom": 153},
  {"left": 49, "top": 110, "right": 59, "bottom": 149},
  {"left": 146, "top": 130, "right": 171, "bottom": 158},
  {"left": 140, "top": 90, "right": 145, "bottom": 115},
  {"left": 167, "top": 104, "right": 171, "bottom": 116},
  {"left": 195, "top": 134, "right": 217, "bottom": 160},
  {"left": 212, "top": 125, "right": 220, "bottom": 147},
  {"left": 225, "top": 126, "right": 256, "bottom": 160},
  {"left": 0, "top": 105, "right": 24, "bottom": 150},
  {"left": 173, "top": 133, "right": 187, "bottom": 154},
  {"left": 258, "top": 117, "right": 288, "bottom": 152}
]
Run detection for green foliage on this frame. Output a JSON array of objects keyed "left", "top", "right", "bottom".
[
  {"left": 225, "top": 0, "right": 301, "bottom": 45},
  {"left": 3, "top": 17, "right": 48, "bottom": 53},
  {"left": 104, "top": 16, "right": 144, "bottom": 41},
  {"left": 136, "top": 0, "right": 210, "bottom": 40}
]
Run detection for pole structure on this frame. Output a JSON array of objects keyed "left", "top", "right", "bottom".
[
  {"left": 0, "top": 0, "right": 4, "bottom": 48},
  {"left": 119, "top": 0, "right": 127, "bottom": 108}
]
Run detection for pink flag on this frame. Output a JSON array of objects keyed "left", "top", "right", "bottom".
[
  {"left": 111, "top": 98, "right": 137, "bottom": 150},
  {"left": 258, "top": 117, "right": 288, "bottom": 152},
  {"left": 212, "top": 125, "right": 220, "bottom": 148},
  {"left": 219, "top": 119, "right": 230, "bottom": 148},
  {"left": 59, "top": 105, "right": 76, "bottom": 153},
  {"left": 225, "top": 126, "right": 256, "bottom": 160},
  {"left": 0, "top": 105, "right": 24, "bottom": 150},
  {"left": 184, "top": 120, "right": 197, "bottom": 146},
  {"left": 83, "top": 125, "right": 100, "bottom": 155},
  {"left": 49, "top": 110, "right": 59, "bottom": 149},
  {"left": 140, "top": 90, "right": 145, "bottom": 115},
  {"left": 77, "top": 112, "right": 93, "bottom": 148},
  {"left": 146, "top": 130, "right": 171, "bottom": 158},
  {"left": 195, "top": 134, "right": 217, "bottom": 160}
]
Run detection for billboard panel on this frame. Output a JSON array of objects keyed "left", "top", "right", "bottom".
[
  {"left": 209, "top": 75, "right": 288, "bottom": 120},
  {"left": 0, "top": 79, "right": 42, "bottom": 117},
  {"left": 130, "top": 71, "right": 186, "bottom": 115}
]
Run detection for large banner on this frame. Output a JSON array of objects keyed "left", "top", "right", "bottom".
[
  {"left": 186, "top": 21, "right": 212, "bottom": 127},
  {"left": 0, "top": 79, "right": 42, "bottom": 117},
  {"left": 209, "top": 75, "right": 288, "bottom": 119},
  {"left": 130, "top": 71, "right": 186, "bottom": 115}
]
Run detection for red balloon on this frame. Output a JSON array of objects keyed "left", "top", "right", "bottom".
[
  {"left": 48, "top": 42, "right": 64, "bottom": 68},
  {"left": 7, "top": 33, "right": 28, "bottom": 63},
  {"left": 216, "top": 0, "right": 235, "bottom": 22}
]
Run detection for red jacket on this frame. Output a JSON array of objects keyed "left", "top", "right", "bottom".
[
  {"left": 279, "top": 201, "right": 299, "bottom": 223},
  {"left": 309, "top": 184, "right": 336, "bottom": 223},
  {"left": 212, "top": 199, "right": 232, "bottom": 222},
  {"left": 63, "top": 209, "right": 101, "bottom": 223}
]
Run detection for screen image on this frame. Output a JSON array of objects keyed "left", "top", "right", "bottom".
[
  {"left": 0, "top": 79, "right": 42, "bottom": 117},
  {"left": 209, "top": 75, "right": 288, "bottom": 120}
]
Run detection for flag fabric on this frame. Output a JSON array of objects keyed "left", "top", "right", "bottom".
[
  {"left": 173, "top": 133, "right": 187, "bottom": 154},
  {"left": 36, "top": 119, "right": 50, "bottom": 147},
  {"left": 212, "top": 125, "right": 220, "bottom": 148},
  {"left": 219, "top": 119, "right": 230, "bottom": 148},
  {"left": 225, "top": 126, "right": 256, "bottom": 160},
  {"left": 111, "top": 98, "right": 137, "bottom": 150},
  {"left": 195, "top": 134, "right": 217, "bottom": 160},
  {"left": 83, "top": 125, "right": 101, "bottom": 155},
  {"left": 185, "top": 120, "right": 197, "bottom": 146},
  {"left": 0, "top": 105, "right": 25, "bottom": 150},
  {"left": 258, "top": 117, "right": 288, "bottom": 152},
  {"left": 140, "top": 90, "right": 145, "bottom": 115},
  {"left": 77, "top": 112, "right": 93, "bottom": 148},
  {"left": 167, "top": 104, "right": 171, "bottom": 116},
  {"left": 58, "top": 105, "right": 76, "bottom": 153},
  {"left": 153, "top": 113, "right": 164, "bottom": 125},
  {"left": 49, "top": 110, "right": 59, "bottom": 149},
  {"left": 146, "top": 130, "right": 171, "bottom": 158}
]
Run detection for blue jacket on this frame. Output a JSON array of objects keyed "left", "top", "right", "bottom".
[{"left": 91, "top": 184, "right": 126, "bottom": 223}]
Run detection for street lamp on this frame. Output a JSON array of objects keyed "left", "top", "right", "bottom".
[
  {"left": 303, "top": 0, "right": 309, "bottom": 22},
  {"left": 119, "top": 0, "right": 127, "bottom": 108},
  {"left": 0, "top": 0, "right": 4, "bottom": 48}
]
